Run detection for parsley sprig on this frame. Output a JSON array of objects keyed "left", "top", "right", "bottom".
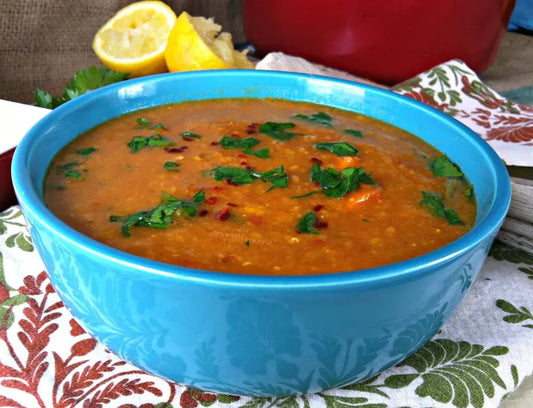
[
  {"left": 419, "top": 191, "right": 464, "bottom": 225},
  {"left": 135, "top": 118, "right": 167, "bottom": 130},
  {"left": 315, "top": 141, "right": 358, "bottom": 156},
  {"left": 220, "top": 135, "right": 270, "bottom": 158},
  {"left": 311, "top": 163, "right": 375, "bottom": 198},
  {"left": 296, "top": 212, "right": 320, "bottom": 234},
  {"left": 35, "top": 66, "right": 128, "bottom": 109},
  {"left": 211, "top": 166, "right": 288, "bottom": 191},
  {"left": 259, "top": 122, "right": 300, "bottom": 141},
  {"left": 127, "top": 134, "right": 174, "bottom": 153},
  {"left": 110, "top": 189, "right": 205, "bottom": 236},
  {"left": 293, "top": 112, "right": 333, "bottom": 127},
  {"left": 430, "top": 155, "right": 463, "bottom": 178}
]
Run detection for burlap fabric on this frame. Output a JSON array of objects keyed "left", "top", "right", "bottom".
[{"left": 0, "top": 0, "right": 245, "bottom": 105}]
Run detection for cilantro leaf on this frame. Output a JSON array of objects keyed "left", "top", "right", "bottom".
[
  {"left": 110, "top": 189, "right": 205, "bottom": 236},
  {"left": 259, "top": 122, "right": 300, "bottom": 141},
  {"left": 34, "top": 66, "right": 128, "bottom": 109},
  {"left": 296, "top": 212, "right": 320, "bottom": 234},
  {"left": 315, "top": 142, "right": 358, "bottom": 156},
  {"left": 127, "top": 134, "right": 174, "bottom": 153},
  {"left": 419, "top": 191, "right": 464, "bottom": 225},
  {"left": 163, "top": 161, "right": 180, "bottom": 171},
  {"left": 76, "top": 147, "right": 98, "bottom": 156},
  {"left": 293, "top": 112, "right": 333, "bottom": 127},
  {"left": 135, "top": 118, "right": 167, "bottom": 130},
  {"left": 345, "top": 129, "right": 364, "bottom": 137},
  {"left": 430, "top": 155, "right": 463, "bottom": 178},
  {"left": 311, "top": 163, "right": 375, "bottom": 198}
]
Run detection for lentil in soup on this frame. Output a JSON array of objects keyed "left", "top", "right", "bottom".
[{"left": 44, "top": 98, "right": 476, "bottom": 275}]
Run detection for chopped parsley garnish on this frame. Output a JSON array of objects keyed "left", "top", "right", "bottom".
[
  {"left": 245, "top": 147, "right": 270, "bottom": 159},
  {"left": 58, "top": 162, "right": 83, "bottom": 180},
  {"left": 220, "top": 135, "right": 259, "bottom": 149},
  {"left": 345, "top": 129, "right": 364, "bottom": 137},
  {"left": 291, "top": 191, "right": 319, "bottom": 199},
  {"left": 127, "top": 134, "right": 174, "bottom": 153},
  {"left": 245, "top": 240, "right": 250, "bottom": 246},
  {"left": 34, "top": 66, "right": 127, "bottom": 109},
  {"left": 211, "top": 165, "right": 288, "bottom": 191},
  {"left": 135, "top": 118, "right": 167, "bottom": 130},
  {"left": 419, "top": 191, "right": 464, "bottom": 225},
  {"left": 259, "top": 122, "right": 299, "bottom": 141},
  {"left": 463, "top": 183, "right": 474, "bottom": 199},
  {"left": 296, "top": 212, "right": 320, "bottom": 234},
  {"left": 76, "top": 147, "right": 98, "bottom": 156},
  {"left": 219, "top": 136, "right": 270, "bottom": 158},
  {"left": 315, "top": 142, "right": 358, "bottom": 156},
  {"left": 293, "top": 112, "right": 333, "bottom": 127},
  {"left": 179, "top": 131, "right": 201, "bottom": 139},
  {"left": 110, "top": 189, "right": 205, "bottom": 236},
  {"left": 163, "top": 161, "right": 180, "bottom": 171},
  {"left": 311, "top": 163, "right": 375, "bottom": 198},
  {"left": 430, "top": 155, "right": 463, "bottom": 178}
]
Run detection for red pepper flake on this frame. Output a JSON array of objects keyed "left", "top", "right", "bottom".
[
  {"left": 227, "top": 179, "right": 239, "bottom": 186},
  {"left": 311, "top": 157, "right": 322, "bottom": 164},
  {"left": 237, "top": 153, "right": 248, "bottom": 158},
  {"left": 211, "top": 141, "right": 220, "bottom": 146},
  {"left": 313, "top": 220, "right": 329, "bottom": 229},
  {"left": 245, "top": 165, "right": 255, "bottom": 171},
  {"left": 165, "top": 146, "right": 187, "bottom": 153},
  {"left": 215, "top": 206, "right": 231, "bottom": 221},
  {"left": 221, "top": 254, "right": 235, "bottom": 263},
  {"left": 240, "top": 160, "right": 248, "bottom": 166},
  {"left": 230, "top": 132, "right": 241, "bottom": 139},
  {"left": 182, "top": 137, "right": 195, "bottom": 142},
  {"left": 206, "top": 196, "right": 218, "bottom": 205},
  {"left": 313, "top": 204, "right": 324, "bottom": 212},
  {"left": 245, "top": 123, "right": 259, "bottom": 134},
  {"left": 199, "top": 209, "right": 209, "bottom": 217},
  {"left": 227, "top": 202, "right": 239, "bottom": 207}
]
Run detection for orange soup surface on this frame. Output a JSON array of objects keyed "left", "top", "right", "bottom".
[{"left": 44, "top": 98, "right": 476, "bottom": 275}]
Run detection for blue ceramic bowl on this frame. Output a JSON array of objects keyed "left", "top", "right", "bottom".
[{"left": 12, "top": 70, "right": 510, "bottom": 396}]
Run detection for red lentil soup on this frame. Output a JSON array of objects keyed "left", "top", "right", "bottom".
[{"left": 44, "top": 98, "right": 476, "bottom": 275}]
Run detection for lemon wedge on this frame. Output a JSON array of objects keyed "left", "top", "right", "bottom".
[
  {"left": 165, "top": 11, "right": 254, "bottom": 72},
  {"left": 93, "top": 1, "right": 177, "bottom": 77}
]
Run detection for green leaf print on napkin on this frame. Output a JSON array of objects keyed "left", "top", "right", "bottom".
[
  {"left": 489, "top": 242, "right": 533, "bottom": 265},
  {"left": 0, "top": 208, "right": 34, "bottom": 252},
  {"left": 383, "top": 339, "right": 508, "bottom": 408},
  {"left": 496, "top": 299, "right": 533, "bottom": 328}
]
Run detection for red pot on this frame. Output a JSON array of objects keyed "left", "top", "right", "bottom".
[
  {"left": 0, "top": 148, "right": 16, "bottom": 210},
  {"left": 243, "top": 0, "right": 516, "bottom": 84}
]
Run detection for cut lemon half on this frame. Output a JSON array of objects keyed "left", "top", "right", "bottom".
[
  {"left": 93, "top": 1, "right": 176, "bottom": 77},
  {"left": 165, "top": 11, "right": 254, "bottom": 72}
]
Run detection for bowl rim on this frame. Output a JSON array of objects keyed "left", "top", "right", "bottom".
[{"left": 12, "top": 69, "right": 511, "bottom": 289}]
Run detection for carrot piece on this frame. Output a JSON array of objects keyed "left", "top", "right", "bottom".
[{"left": 345, "top": 184, "right": 382, "bottom": 209}]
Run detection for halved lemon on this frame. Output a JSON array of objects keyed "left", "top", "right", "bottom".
[
  {"left": 93, "top": 1, "right": 177, "bottom": 77},
  {"left": 164, "top": 11, "right": 254, "bottom": 72}
]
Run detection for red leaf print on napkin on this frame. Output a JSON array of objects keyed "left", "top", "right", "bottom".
[
  {"left": 486, "top": 115, "right": 533, "bottom": 144},
  {"left": 83, "top": 378, "right": 163, "bottom": 408}
]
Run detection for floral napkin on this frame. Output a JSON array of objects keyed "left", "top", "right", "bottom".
[{"left": 1, "top": 59, "right": 533, "bottom": 408}]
